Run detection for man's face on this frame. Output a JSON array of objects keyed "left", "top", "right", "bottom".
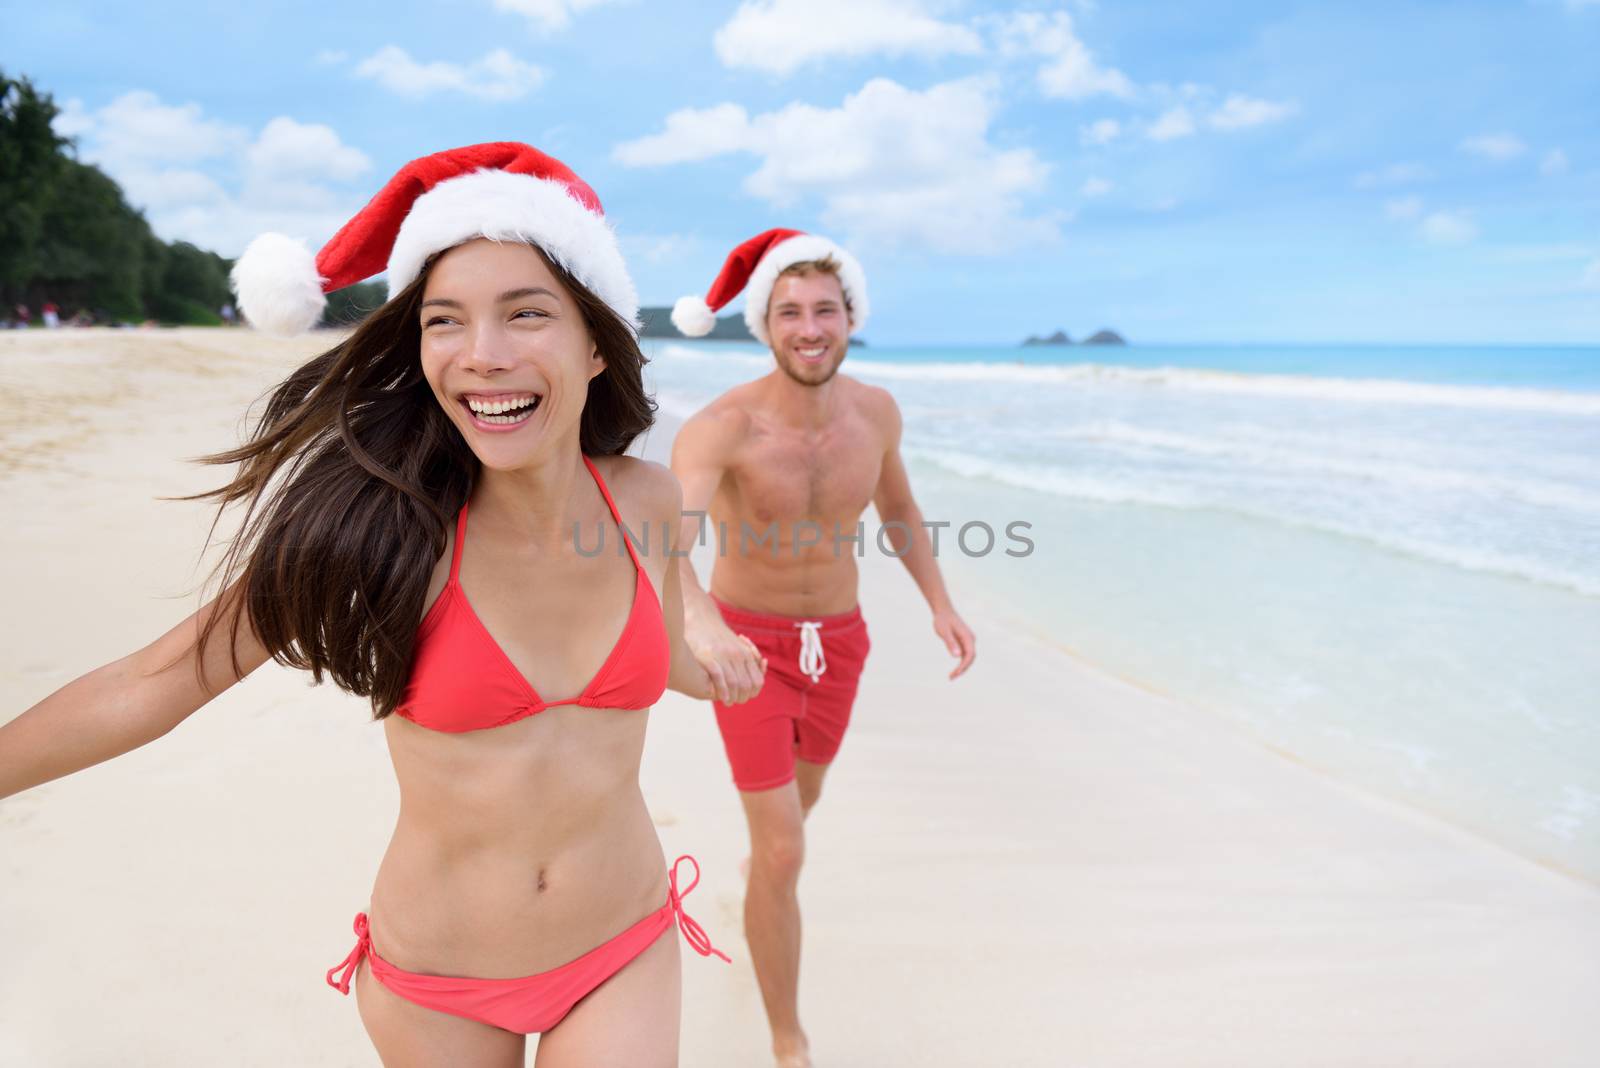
[{"left": 765, "top": 270, "right": 851, "bottom": 387}]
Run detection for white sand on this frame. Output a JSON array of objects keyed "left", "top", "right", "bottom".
[{"left": 1, "top": 329, "right": 1597, "bottom": 1067}]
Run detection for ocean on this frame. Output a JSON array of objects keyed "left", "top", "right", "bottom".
[{"left": 641, "top": 339, "right": 1600, "bottom": 884}]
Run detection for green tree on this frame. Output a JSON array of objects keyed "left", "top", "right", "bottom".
[
  {"left": 148, "top": 241, "right": 231, "bottom": 324},
  {"left": 322, "top": 280, "right": 387, "bottom": 327},
  {"left": 0, "top": 71, "right": 68, "bottom": 305},
  {"left": 33, "top": 160, "right": 159, "bottom": 320},
  {"left": 3, "top": 69, "right": 238, "bottom": 324}
]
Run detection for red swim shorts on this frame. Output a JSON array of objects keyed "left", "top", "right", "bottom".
[{"left": 711, "top": 596, "right": 871, "bottom": 792}]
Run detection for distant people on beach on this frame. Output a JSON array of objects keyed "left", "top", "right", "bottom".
[
  {"left": 219, "top": 302, "right": 236, "bottom": 325},
  {"left": 12, "top": 303, "right": 30, "bottom": 329},
  {"left": 41, "top": 301, "right": 60, "bottom": 328}
]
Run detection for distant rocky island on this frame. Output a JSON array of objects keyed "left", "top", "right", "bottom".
[
  {"left": 1022, "top": 329, "right": 1127, "bottom": 346},
  {"left": 638, "top": 305, "right": 755, "bottom": 341},
  {"left": 637, "top": 306, "right": 865, "bottom": 345}
]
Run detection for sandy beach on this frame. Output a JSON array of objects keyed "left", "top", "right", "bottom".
[{"left": 2, "top": 328, "right": 1598, "bottom": 1067}]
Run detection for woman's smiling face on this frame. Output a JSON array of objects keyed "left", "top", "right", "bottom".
[{"left": 418, "top": 238, "right": 605, "bottom": 471}]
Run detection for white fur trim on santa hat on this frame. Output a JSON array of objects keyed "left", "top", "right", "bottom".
[
  {"left": 231, "top": 233, "right": 327, "bottom": 337},
  {"left": 670, "top": 295, "right": 717, "bottom": 337},
  {"left": 742, "top": 234, "right": 869, "bottom": 346},
  {"left": 387, "top": 169, "right": 639, "bottom": 327}
]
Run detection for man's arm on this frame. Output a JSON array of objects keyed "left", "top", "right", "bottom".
[
  {"left": 643, "top": 463, "right": 715, "bottom": 701},
  {"left": 869, "top": 389, "right": 977, "bottom": 679},
  {"left": 670, "top": 407, "right": 766, "bottom": 704}
]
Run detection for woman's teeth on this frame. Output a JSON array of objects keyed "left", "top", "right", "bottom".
[{"left": 466, "top": 395, "right": 540, "bottom": 424}]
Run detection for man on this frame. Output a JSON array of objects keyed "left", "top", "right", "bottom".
[{"left": 669, "top": 229, "right": 977, "bottom": 1068}]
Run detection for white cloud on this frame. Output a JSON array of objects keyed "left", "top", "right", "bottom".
[
  {"left": 1488, "top": 242, "right": 1592, "bottom": 264},
  {"left": 71, "top": 90, "right": 246, "bottom": 171},
  {"left": 1540, "top": 148, "right": 1570, "bottom": 175},
  {"left": 1385, "top": 196, "right": 1423, "bottom": 221},
  {"left": 1581, "top": 259, "right": 1600, "bottom": 291},
  {"left": 1080, "top": 176, "right": 1112, "bottom": 197},
  {"left": 492, "top": 0, "right": 621, "bottom": 31},
  {"left": 1381, "top": 197, "right": 1482, "bottom": 246},
  {"left": 991, "top": 10, "right": 1134, "bottom": 100},
  {"left": 1207, "top": 93, "right": 1297, "bottom": 130},
  {"left": 1459, "top": 133, "right": 1526, "bottom": 161},
  {"left": 1420, "top": 210, "right": 1478, "bottom": 244},
  {"left": 1146, "top": 106, "right": 1195, "bottom": 142},
  {"left": 354, "top": 46, "right": 546, "bottom": 101},
  {"left": 246, "top": 117, "right": 371, "bottom": 183},
  {"left": 1354, "top": 162, "right": 1430, "bottom": 188},
  {"left": 51, "top": 90, "right": 371, "bottom": 257},
  {"left": 621, "top": 231, "right": 698, "bottom": 265},
  {"left": 51, "top": 98, "right": 95, "bottom": 139},
  {"left": 122, "top": 169, "right": 233, "bottom": 214},
  {"left": 714, "top": 0, "right": 981, "bottom": 76},
  {"left": 612, "top": 103, "right": 754, "bottom": 166},
  {"left": 1080, "top": 118, "right": 1120, "bottom": 146},
  {"left": 615, "top": 77, "right": 1057, "bottom": 254}
]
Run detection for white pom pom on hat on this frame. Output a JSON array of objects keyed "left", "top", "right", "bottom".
[
  {"left": 670, "top": 295, "right": 717, "bottom": 338},
  {"left": 673, "top": 228, "right": 869, "bottom": 346},
  {"left": 229, "top": 141, "right": 638, "bottom": 336},
  {"left": 230, "top": 233, "right": 327, "bottom": 337}
]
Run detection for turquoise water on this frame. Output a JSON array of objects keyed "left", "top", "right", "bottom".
[
  {"left": 880, "top": 342, "right": 1600, "bottom": 391},
  {"left": 643, "top": 340, "right": 1600, "bottom": 883}
]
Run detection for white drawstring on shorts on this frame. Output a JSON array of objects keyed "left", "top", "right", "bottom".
[{"left": 794, "top": 620, "right": 827, "bottom": 683}]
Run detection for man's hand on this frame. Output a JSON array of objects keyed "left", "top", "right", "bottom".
[
  {"left": 933, "top": 609, "right": 976, "bottom": 680},
  {"left": 687, "top": 616, "right": 768, "bottom": 704}
]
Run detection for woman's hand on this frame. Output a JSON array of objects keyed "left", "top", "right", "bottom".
[{"left": 687, "top": 620, "right": 767, "bottom": 705}]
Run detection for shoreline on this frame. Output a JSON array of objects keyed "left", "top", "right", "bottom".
[{"left": 948, "top": 565, "right": 1600, "bottom": 892}]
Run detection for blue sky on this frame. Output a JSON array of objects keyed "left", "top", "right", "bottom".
[{"left": 6, "top": 0, "right": 1598, "bottom": 343}]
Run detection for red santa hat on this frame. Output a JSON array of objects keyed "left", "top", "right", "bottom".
[
  {"left": 230, "top": 141, "right": 637, "bottom": 336},
  {"left": 670, "top": 228, "right": 868, "bottom": 346}
]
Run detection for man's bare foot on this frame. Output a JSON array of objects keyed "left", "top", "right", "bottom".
[{"left": 774, "top": 1031, "right": 811, "bottom": 1067}]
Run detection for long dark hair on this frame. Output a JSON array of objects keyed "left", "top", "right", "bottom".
[{"left": 191, "top": 244, "right": 655, "bottom": 717}]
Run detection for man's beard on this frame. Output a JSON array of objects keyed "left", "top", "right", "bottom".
[{"left": 775, "top": 347, "right": 842, "bottom": 387}]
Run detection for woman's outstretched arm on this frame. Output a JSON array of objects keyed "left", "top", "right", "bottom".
[{"left": 0, "top": 587, "right": 271, "bottom": 800}]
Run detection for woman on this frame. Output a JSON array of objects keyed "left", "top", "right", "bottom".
[{"left": 0, "top": 143, "right": 760, "bottom": 1066}]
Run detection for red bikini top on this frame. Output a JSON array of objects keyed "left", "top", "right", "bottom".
[{"left": 395, "top": 455, "right": 669, "bottom": 732}]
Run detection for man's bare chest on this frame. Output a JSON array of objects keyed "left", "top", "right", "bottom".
[{"left": 729, "top": 423, "right": 883, "bottom": 524}]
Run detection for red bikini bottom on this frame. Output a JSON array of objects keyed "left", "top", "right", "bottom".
[{"left": 325, "top": 855, "right": 729, "bottom": 1034}]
